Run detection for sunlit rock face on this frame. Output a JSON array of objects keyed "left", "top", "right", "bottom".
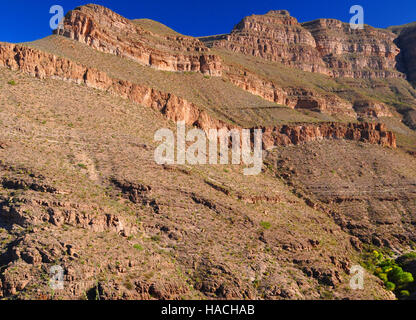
[{"left": 206, "top": 10, "right": 404, "bottom": 79}]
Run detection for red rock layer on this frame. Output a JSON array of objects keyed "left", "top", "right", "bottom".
[
  {"left": 206, "top": 10, "right": 404, "bottom": 79},
  {"left": 226, "top": 69, "right": 357, "bottom": 117},
  {"left": 0, "top": 42, "right": 229, "bottom": 130},
  {"left": 352, "top": 101, "right": 393, "bottom": 118},
  {"left": 0, "top": 42, "right": 396, "bottom": 149},
  {"left": 302, "top": 19, "right": 402, "bottom": 79},
  {"left": 211, "top": 10, "right": 330, "bottom": 75},
  {"left": 56, "top": 4, "right": 222, "bottom": 76},
  {"left": 262, "top": 122, "right": 396, "bottom": 149}
]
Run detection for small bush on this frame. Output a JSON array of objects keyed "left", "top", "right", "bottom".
[
  {"left": 260, "top": 221, "right": 272, "bottom": 230},
  {"left": 385, "top": 282, "right": 396, "bottom": 291},
  {"left": 378, "top": 273, "right": 388, "bottom": 283},
  {"left": 389, "top": 266, "right": 414, "bottom": 287},
  {"left": 133, "top": 244, "right": 144, "bottom": 251},
  {"left": 402, "top": 252, "right": 416, "bottom": 259},
  {"left": 400, "top": 290, "right": 410, "bottom": 297},
  {"left": 370, "top": 250, "right": 415, "bottom": 297},
  {"left": 151, "top": 235, "right": 160, "bottom": 242},
  {"left": 7, "top": 80, "right": 16, "bottom": 85}
]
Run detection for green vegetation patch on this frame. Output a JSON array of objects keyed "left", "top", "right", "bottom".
[
  {"left": 260, "top": 221, "right": 272, "bottom": 230},
  {"left": 364, "top": 250, "right": 415, "bottom": 299}
]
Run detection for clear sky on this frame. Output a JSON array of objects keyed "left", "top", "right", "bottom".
[{"left": 1, "top": 0, "right": 416, "bottom": 43}]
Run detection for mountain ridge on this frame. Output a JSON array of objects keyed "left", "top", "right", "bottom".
[{"left": 0, "top": 3, "right": 416, "bottom": 300}]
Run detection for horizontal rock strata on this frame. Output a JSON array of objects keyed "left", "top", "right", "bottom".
[
  {"left": 203, "top": 10, "right": 404, "bottom": 79},
  {"left": 0, "top": 42, "right": 396, "bottom": 149},
  {"left": 56, "top": 4, "right": 222, "bottom": 76}
]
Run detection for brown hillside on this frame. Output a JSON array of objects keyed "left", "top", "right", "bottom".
[{"left": 0, "top": 4, "right": 416, "bottom": 300}]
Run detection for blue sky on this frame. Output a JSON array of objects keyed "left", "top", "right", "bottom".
[{"left": 1, "top": 0, "right": 416, "bottom": 43}]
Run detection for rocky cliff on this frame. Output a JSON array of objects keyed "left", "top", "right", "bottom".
[
  {"left": 262, "top": 122, "right": 396, "bottom": 149},
  {"left": 56, "top": 4, "right": 222, "bottom": 76},
  {"left": 0, "top": 42, "right": 396, "bottom": 149},
  {"left": 389, "top": 24, "right": 416, "bottom": 82},
  {"left": 225, "top": 69, "right": 357, "bottom": 117},
  {"left": 204, "top": 10, "right": 404, "bottom": 79},
  {"left": 208, "top": 10, "right": 330, "bottom": 75},
  {"left": 1, "top": 3, "right": 414, "bottom": 301},
  {"left": 302, "top": 19, "right": 402, "bottom": 79}
]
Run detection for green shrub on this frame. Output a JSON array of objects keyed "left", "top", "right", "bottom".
[
  {"left": 260, "top": 221, "right": 272, "bottom": 230},
  {"left": 378, "top": 273, "right": 388, "bottom": 283},
  {"left": 133, "top": 244, "right": 144, "bottom": 251},
  {"left": 397, "top": 252, "right": 416, "bottom": 266},
  {"left": 402, "top": 252, "right": 416, "bottom": 259},
  {"left": 7, "top": 80, "right": 16, "bottom": 85},
  {"left": 124, "top": 281, "right": 134, "bottom": 290},
  {"left": 151, "top": 235, "right": 160, "bottom": 242},
  {"left": 385, "top": 282, "right": 396, "bottom": 291},
  {"left": 370, "top": 250, "right": 414, "bottom": 296},
  {"left": 400, "top": 290, "right": 410, "bottom": 297},
  {"left": 389, "top": 266, "right": 414, "bottom": 287}
]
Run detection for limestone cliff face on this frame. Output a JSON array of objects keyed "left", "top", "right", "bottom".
[
  {"left": 353, "top": 101, "right": 393, "bottom": 118},
  {"left": 205, "top": 10, "right": 404, "bottom": 79},
  {"left": 262, "top": 122, "right": 396, "bottom": 149},
  {"left": 0, "top": 42, "right": 230, "bottom": 131},
  {"left": 210, "top": 10, "right": 330, "bottom": 75},
  {"left": 0, "top": 42, "right": 396, "bottom": 149},
  {"left": 226, "top": 69, "right": 357, "bottom": 117},
  {"left": 50, "top": 5, "right": 404, "bottom": 120},
  {"left": 56, "top": 4, "right": 222, "bottom": 76},
  {"left": 224, "top": 57, "right": 393, "bottom": 119},
  {"left": 302, "top": 19, "right": 402, "bottom": 79}
]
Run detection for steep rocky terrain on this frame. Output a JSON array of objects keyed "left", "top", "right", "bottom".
[
  {"left": 202, "top": 10, "right": 416, "bottom": 125},
  {"left": 0, "top": 4, "right": 416, "bottom": 300},
  {"left": 267, "top": 141, "right": 416, "bottom": 249},
  {"left": 57, "top": 4, "right": 222, "bottom": 76},
  {"left": 203, "top": 10, "right": 403, "bottom": 79},
  {"left": 302, "top": 18, "right": 402, "bottom": 79},
  {"left": 203, "top": 10, "right": 330, "bottom": 75},
  {"left": 0, "top": 42, "right": 397, "bottom": 149},
  {"left": 0, "top": 65, "right": 395, "bottom": 301}
]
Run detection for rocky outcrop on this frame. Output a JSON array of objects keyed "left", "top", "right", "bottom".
[
  {"left": 353, "top": 100, "right": 393, "bottom": 118},
  {"left": 56, "top": 4, "right": 222, "bottom": 76},
  {"left": 0, "top": 42, "right": 396, "bottom": 149},
  {"left": 0, "top": 42, "right": 226, "bottom": 129},
  {"left": 262, "top": 122, "right": 396, "bottom": 149},
  {"left": 48, "top": 5, "right": 404, "bottom": 120},
  {"left": 302, "top": 19, "right": 402, "bottom": 79},
  {"left": 204, "top": 10, "right": 404, "bottom": 79},
  {"left": 207, "top": 10, "right": 330, "bottom": 75},
  {"left": 226, "top": 69, "right": 357, "bottom": 117}
]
